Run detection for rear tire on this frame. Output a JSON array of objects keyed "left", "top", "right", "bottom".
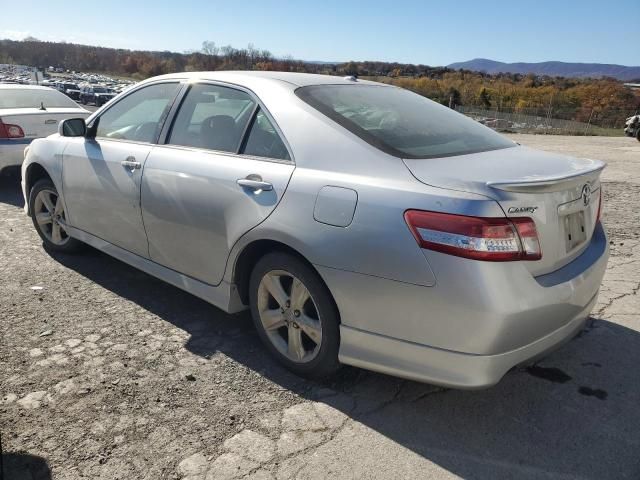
[
  {"left": 29, "top": 179, "right": 82, "bottom": 253},
  {"left": 249, "top": 252, "right": 340, "bottom": 378}
]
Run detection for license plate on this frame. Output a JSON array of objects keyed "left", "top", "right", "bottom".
[{"left": 563, "top": 211, "right": 587, "bottom": 252}]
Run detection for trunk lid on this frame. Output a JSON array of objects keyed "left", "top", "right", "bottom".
[
  {"left": 0, "top": 107, "right": 90, "bottom": 139},
  {"left": 403, "top": 145, "right": 605, "bottom": 276}
]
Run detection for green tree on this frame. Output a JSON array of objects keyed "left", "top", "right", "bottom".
[
  {"left": 478, "top": 87, "right": 491, "bottom": 108},
  {"left": 448, "top": 87, "right": 461, "bottom": 108}
]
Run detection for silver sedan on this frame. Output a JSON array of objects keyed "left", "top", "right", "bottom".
[{"left": 21, "top": 72, "right": 609, "bottom": 388}]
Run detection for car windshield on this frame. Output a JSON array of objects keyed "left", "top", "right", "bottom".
[
  {"left": 296, "top": 84, "right": 516, "bottom": 159},
  {"left": 0, "top": 88, "right": 79, "bottom": 109}
]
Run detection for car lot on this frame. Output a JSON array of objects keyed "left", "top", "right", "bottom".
[{"left": 1, "top": 134, "right": 639, "bottom": 479}]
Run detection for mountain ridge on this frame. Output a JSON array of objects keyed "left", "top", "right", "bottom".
[{"left": 448, "top": 58, "right": 640, "bottom": 81}]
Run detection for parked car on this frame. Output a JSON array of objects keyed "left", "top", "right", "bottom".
[
  {"left": 0, "top": 85, "right": 89, "bottom": 174},
  {"left": 60, "top": 82, "right": 81, "bottom": 101},
  {"left": 21, "top": 72, "right": 609, "bottom": 388},
  {"left": 79, "top": 86, "right": 116, "bottom": 106},
  {"left": 624, "top": 115, "right": 640, "bottom": 141}
]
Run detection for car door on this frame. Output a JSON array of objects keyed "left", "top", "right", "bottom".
[
  {"left": 141, "top": 82, "right": 295, "bottom": 285},
  {"left": 62, "top": 81, "right": 181, "bottom": 257}
]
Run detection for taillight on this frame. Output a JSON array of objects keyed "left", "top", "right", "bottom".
[
  {"left": 0, "top": 119, "right": 25, "bottom": 139},
  {"left": 596, "top": 187, "right": 603, "bottom": 222},
  {"left": 404, "top": 210, "right": 542, "bottom": 261}
]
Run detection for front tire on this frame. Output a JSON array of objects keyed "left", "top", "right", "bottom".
[
  {"left": 249, "top": 252, "right": 340, "bottom": 378},
  {"left": 29, "top": 179, "right": 82, "bottom": 253}
]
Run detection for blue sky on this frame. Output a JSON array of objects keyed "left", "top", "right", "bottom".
[{"left": 1, "top": 0, "right": 637, "bottom": 66}]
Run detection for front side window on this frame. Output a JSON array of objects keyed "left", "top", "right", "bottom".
[
  {"left": 96, "top": 82, "right": 179, "bottom": 143},
  {"left": 168, "top": 83, "right": 256, "bottom": 153},
  {"left": 296, "top": 84, "right": 515, "bottom": 159},
  {"left": 241, "top": 109, "right": 290, "bottom": 161}
]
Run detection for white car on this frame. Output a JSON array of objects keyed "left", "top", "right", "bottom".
[{"left": 0, "top": 85, "right": 89, "bottom": 173}]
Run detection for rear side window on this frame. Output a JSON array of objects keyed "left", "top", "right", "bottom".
[
  {"left": 241, "top": 109, "right": 290, "bottom": 161},
  {"left": 0, "top": 88, "right": 79, "bottom": 109},
  {"left": 168, "top": 83, "right": 256, "bottom": 153},
  {"left": 296, "top": 84, "right": 515, "bottom": 159}
]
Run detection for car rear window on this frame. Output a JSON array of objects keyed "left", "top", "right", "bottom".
[
  {"left": 295, "top": 84, "right": 515, "bottom": 159},
  {"left": 0, "top": 88, "right": 80, "bottom": 109}
]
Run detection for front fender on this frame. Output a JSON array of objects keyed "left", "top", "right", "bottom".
[{"left": 22, "top": 137, "right": 68, "bottom": 215}]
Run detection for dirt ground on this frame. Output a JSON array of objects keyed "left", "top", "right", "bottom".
[{"left": 1, "top": 134, "right": 639, "bottom": 480}]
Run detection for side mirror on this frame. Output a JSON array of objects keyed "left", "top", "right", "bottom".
[{"left": 59, "top": 118, "right": 87, "bottom": 137}]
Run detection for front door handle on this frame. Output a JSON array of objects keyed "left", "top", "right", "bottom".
[
  {"left": 121, "top": 157, "right": 141, "bottom": 170},
  {"left": 237, "top": 176, "right": 273, "bottom": 192}
]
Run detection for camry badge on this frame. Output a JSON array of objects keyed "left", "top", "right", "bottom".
[
  {"left": 508, "top": 206, "right": 538, "bottom": 214},
  {"left": 581, "top": 183, "right": 592, "bottom": 207}
]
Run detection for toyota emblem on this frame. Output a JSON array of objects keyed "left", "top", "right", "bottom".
[{"left": 581, "top": 183, "right": 592, "bottom": 207}]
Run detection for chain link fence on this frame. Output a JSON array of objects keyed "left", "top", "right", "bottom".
[{"left": 456, "top": 105, "right": 638, "bottom": 136}]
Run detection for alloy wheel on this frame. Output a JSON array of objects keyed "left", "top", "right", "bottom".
[
  {"left": 34, "top": 189, "right": 70, "bottom": 246},
  {"left": 257, "top": 270, "right": 323, "bottom": 363}
]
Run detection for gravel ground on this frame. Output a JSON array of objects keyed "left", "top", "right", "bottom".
[{"left": 1, "top": 135, "right": 639, "bottom": 479}]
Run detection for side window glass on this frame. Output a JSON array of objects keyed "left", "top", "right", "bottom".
[
  {"left": 242, "top": 109, "right": 290, "bottom": 161},
  {"left": 168, "top": 83, "right": 256, "bottom": 153},
  {"left": 96, "top": 82, "right": 179, "bottom": 143}
]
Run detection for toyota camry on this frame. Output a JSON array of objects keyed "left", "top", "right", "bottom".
[{"left": 21, "top": 72, "right": 609, "bottom": 388}]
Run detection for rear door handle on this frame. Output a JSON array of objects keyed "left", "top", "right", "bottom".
[
  {"left": 237, "top": 177, "right": 273, "bottom": 192},
  {"left": 121, "top": 157, "right": 141, "bottom": 170}
]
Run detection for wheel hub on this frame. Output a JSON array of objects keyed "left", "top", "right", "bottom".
[
  {"left": 282, "top": 308, "right": 300, "bottom": 328},
  {"left": 256, "top": 270, "right": 323, "bottom": 363}
]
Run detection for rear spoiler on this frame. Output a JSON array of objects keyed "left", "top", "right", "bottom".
[{"left": 487, "top": 162, "right": 605, "bottom": 193}]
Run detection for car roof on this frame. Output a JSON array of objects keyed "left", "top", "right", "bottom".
[
  {"left": 144, "top": 71, "right": 385, "bottom": 89},
  {"left": 0, "top": 84, "right": 58, "bottom": 91}
]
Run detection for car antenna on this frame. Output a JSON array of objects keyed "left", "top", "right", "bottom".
[{"left": 39, "top": 101, "right": 47, "bottom": 111}]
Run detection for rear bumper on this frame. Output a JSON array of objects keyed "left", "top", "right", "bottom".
[
  {"left": 0, "top": 139, "right": 32, "bottom": 171},
  {"left": 338, "top": 301, "right": 592, "bottom": 389},
  {"left": 318, "top": 222, "right": 609, "bottom": 388}
]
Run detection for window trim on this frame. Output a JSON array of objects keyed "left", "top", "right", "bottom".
[
  {"left": 87, "top": 79, "right": 184, "bottom": 146},
  {"left": 160, "top": 80, "right": 294, "bottom": 164},
  {"left": 239, "top": 107, "right": 291, "bottom": 162}
]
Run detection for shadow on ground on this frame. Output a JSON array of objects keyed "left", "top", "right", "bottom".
[
  {"left": 2, "top": 179, "right": 638, "bottom": 479},
  {"left": 1, "top": 452, "right": 52, "bottom": 480},
  {"left": 0, "top": 169, "right": 23, "bottom": 208},
  {"left": 46, "top": 240, "right": 640, "bottom": 479}
]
